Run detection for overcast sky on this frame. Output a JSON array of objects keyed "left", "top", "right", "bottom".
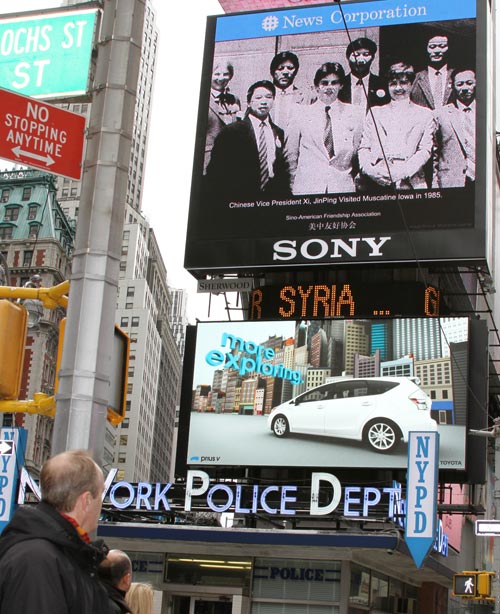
[{"left": 6, "top": 0, "right": 234, "bottom": 324}]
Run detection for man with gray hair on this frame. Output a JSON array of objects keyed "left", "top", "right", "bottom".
[{"left": 0, "top": 450, "right": 109, "bottom": 614}]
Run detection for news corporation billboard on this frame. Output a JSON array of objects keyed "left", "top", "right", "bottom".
[
  {"left": 180, "top": 318, "right": 470, "bottom": 470},
  {"left": 184, "top": 0, "right": 486, "bottom": 275}
]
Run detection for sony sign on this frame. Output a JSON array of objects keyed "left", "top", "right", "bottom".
[{"left": 273, "top": 237, "right": 391, "bottom": 262}]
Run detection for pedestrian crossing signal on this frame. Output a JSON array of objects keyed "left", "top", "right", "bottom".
[{"left": 454, "top": 574, "right": 477, "bottom": 597}]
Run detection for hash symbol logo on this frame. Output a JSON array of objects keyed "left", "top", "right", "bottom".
[{"left": 262, "top": 15, "right": 279, "bottom": 31}]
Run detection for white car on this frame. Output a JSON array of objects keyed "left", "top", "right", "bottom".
[{"left": 267, "top": 377, "right": 437, "bottom": 453}]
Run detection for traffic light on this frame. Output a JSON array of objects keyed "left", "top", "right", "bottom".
[
  {"left": 55, "top": 319, "right": 129, "bottom": 425},
  {"left": 454, "top": 571, "right": 495, "bottom": 599},
  {"left": 0, "top": 300, "right": 28, "bottom": 399}
]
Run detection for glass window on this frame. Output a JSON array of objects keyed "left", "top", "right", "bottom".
[
  {"left": 23, "top": 251, "right": 33, "bottom": 267},
  {"left": 27, "top": 206, "right": 38, "bottom": 220},
  {"left": 131, "top": 317, "right": 139, "bottom": 327},
  {"left": 0, "top": 227, "right": 13, "bottom": 240},
  {"left": 165, "top": 554, "right": 252, "bottom": 588},
  {"left": 120, "top": 317, "right": 129, "bottom": 327},
  {"left": 1, "top": 189, "right": 10, "bottom": 202},
  {"left": 3, "top": 207, "right": 19, "bottom": 221},
  {"left": 28, "top": 225, "right": 40, "bottom": 239},
  {"left": 22, "top": 187, "right": 32, "bottom": 201}
]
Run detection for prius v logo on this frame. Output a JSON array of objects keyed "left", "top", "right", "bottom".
[{"left": 273, "top": 236, "right": 392, "bottom": 261}]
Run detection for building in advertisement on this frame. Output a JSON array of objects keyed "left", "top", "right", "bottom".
[
  {"left": 393, "top": 318, "right": 442, "bottom": 362},
  {"left": 0, "top": 170, "right": 74, "bottom": 471},
  {"left": 344, "top": 321, "right": 370, "bottom": 375},
  {"left": 381, "top": 356, "right": 414, "bottom": 378}
]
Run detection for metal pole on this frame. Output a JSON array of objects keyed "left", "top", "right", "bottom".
[{"left": 52, "top": 0, "right": 145, "bottom": 463}]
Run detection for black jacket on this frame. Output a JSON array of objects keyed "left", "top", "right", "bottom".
[
  {"left": 0, "top": 502, "right": 110, "bottom": 614},
  {"left": 102, "top": 581, "right": 132, "bottom": 614}
]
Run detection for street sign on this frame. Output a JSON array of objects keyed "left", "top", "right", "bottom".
[
  {"left": 0, "top": 441, "right": 13, "bottom": 455},
  {"left": 0, "top": 88, "right": 86, "bottom": 180},
  {"left": 405, "top": 431, "right": 439, "bottom": 568},
  {"left": 0, "top": 428, "right": 27, "bottom": 535},
  {"left": 197, "top": 278, "right": 255, "bottom": 293},
  {"left": 476, "top": 520, "right": 500, "bottom": 535},
  {"left": 0, "top": 9, "right": 98, "bottom": 99}
]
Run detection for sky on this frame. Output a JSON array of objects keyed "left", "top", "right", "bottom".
[{"left": 6, "top": 0, "right": 235, "bottom": 324}]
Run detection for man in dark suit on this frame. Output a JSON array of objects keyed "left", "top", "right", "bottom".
[
  {"left": 433, "top": 69, "right": 476, "bottom": 188},
  {"left": 205, "top": 80, "right": 291, "bottom": 200},
  {"left": 410, "top": 34, "right": 454, "bottom": 110},
  {"left": 338, "top": 37, "right": 390, "bottom": 109}
]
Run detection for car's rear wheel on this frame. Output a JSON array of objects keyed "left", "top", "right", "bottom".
[
  {"left": 364, "top": 419, "right": 401, "bottom": 453},
  {"left": 272, "top": 415, "right": 289, "bottom": 438}
]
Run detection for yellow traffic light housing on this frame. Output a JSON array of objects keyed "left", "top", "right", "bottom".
[
  {"left": 55, "top": 319, "right": 129, "bottom": 425},
  {"left": 0, "top": 300, "right": 28, "bottom": 399},
  {"left": 454, "top": 571, "right": 495, "bottom": 600}
]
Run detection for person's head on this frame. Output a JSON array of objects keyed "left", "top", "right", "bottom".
[
  {"left": 346, "top": 37, "right": 377, "bottom": 78},
  {"left": 247, "top": 80, "right": 275, "bottom": 119},
  {"left": 40, "top": 450, "right": 104, "bottom": 533},
  {"left": 452, "top": 69, "right": 476, "bottom": 106},
  {"left": 126, "top": 582, "right": 154, "bottom": 614},
  {"left": 98, "top": 549, "right": 133, "bottom": 593},
  {"left": 211, "top": 60, "right": 234, "bottom": 92},
  {"left": 314, "top": 62, "right": 345, "bottom": 105},
  {"left": 270, "top": 51, "right": 299, "bottom": 90},
  {"left": 386, "top": 62, "right": 415, "bottom": 101},
  {"left": 426, "top": 34, "right": 449, "bottom": 68}
]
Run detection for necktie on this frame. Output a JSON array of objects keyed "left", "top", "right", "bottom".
[
  {"left": 258, "top": 121, "right": 270, "bottom": 189},
  {"left": 434, "top": 70, "right": 444, "bottom": 107},
  {"left": 352, "top": 79, "right": 364, "bottom": 106},
  {"left": 324, "top": 106, "right": 335, "bottom": 159}
]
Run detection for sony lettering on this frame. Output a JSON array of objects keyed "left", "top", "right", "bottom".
[{"left": 273, "top": 237, "right": 392, "bottom": 261}]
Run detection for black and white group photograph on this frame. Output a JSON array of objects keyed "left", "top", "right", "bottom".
[{"left": 185, "top": 10, "right": 482, "bottom": 272}]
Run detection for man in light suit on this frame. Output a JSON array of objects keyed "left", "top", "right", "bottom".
[
  {"left": 287, "top": 62, "right": 365, "bottom": 195},
  {"left": 270, "top": 51, "right": 312, "bottom": 129},
  {"left": 410, "top": 34, "right": 454, "bottom": 110},
  {"left": 338, "top": 37, "right": 390, "bottom": 109},
  {"left": 205, "top": 80, "right": 290, "bottom": 200},
  {"left": 358, "top": 62, "right": 435, "bottom": 190},
  {"left": 204, "top": 59, "right": 241, "bottom": 173},
  {"left": 433, "top": 69, "right": 476, "bottom": 188}
]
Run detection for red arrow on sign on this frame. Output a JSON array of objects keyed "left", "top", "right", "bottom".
[{"left": 0, "top": 88, "right": 86, "bottom": 180}]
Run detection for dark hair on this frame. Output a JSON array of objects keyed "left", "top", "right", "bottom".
[
  {"left": 41, "top": 450, "right": 102, "bottom": 512},
  {"left": 247, "top": 80, "right": 276, "bottom": 103},
  {"left": 314, "top": 62, "right": 345, "bottom": 87},
  {"left": 386, "top": 61, "right": 416, "bottom": 84},
  {"left": 451, "top": 68, "right": 476, "bottom": 83},
  {"left": 98, "top": 551, "right": 132, "bottom": 586},
  {"left": 346, "top": 37, "right": 377, "bottom": 58},
  {"left": 270, "top": 51, "right": 299, "bottom": 75}
]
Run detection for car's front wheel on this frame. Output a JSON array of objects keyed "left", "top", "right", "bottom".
[
  {"left": 364, "top": 419, "right": 401, "bottom": 453},
  {"left": 272, "top": 415, "right": 289, "bottom": 438}
]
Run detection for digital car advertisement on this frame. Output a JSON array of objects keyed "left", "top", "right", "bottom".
[
  {"left": 184, "top": 0, "right": 486, "bottom": 275},
  {"left": 181, "top": 318, "right": 470, "bottom": 470}
]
